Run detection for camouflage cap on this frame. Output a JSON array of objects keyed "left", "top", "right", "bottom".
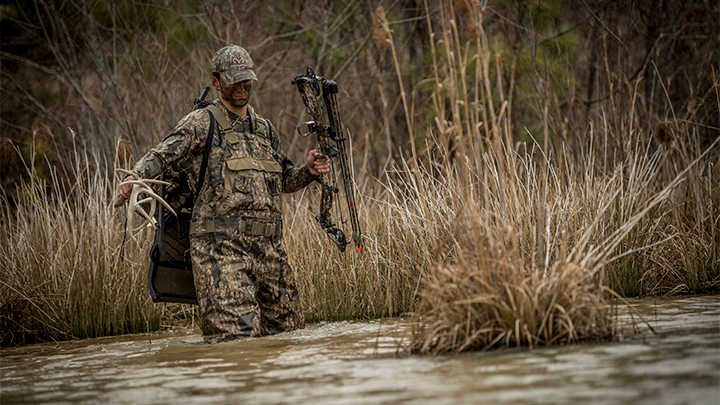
[{"left": 212, "top": 45, "right": 258, "bottom": 84}]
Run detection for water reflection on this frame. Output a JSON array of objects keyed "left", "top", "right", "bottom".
[{"left": 2, "top": 296, "right": 718, "bottom": 404}]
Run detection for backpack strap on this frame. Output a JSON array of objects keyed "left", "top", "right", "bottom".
[
  {"left": 254, "top": 115, "right": 270, "bottom": 148},
  {"left": 194, "top": 110, "right": 216, "bottom": 205},
  {"left": 205, "top": 104, "right": 241, "bottom": 145}
]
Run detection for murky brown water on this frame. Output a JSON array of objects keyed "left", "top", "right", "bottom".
[{"left": 1, "top": 296, "right": 718, "bottom": 404}]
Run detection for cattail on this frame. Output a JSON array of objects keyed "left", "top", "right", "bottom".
[
  {"left": 115, "top": 137, "right": 136, "bottom": 169},
  {"left": 655, "top": 121, "right": 675, "bottom": 147},
  {"left": 1, "top": 137, "right": 16, "bottom": 169},
  {"left": 372, "top": 6, "right": 389, "bottom": 49},
  {"left": 80, "top": 160, "right": 96, "bottom": 183},
  {"left": 465, "top": 18, "right": 480, "bottom": 40},
  {"left": 455, "top": 0, "right": 471, "bottom": 15}
]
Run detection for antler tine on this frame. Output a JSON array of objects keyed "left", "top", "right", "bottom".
[
  {"left": 116, "top": 168, "right": 136, "bottom": 179},
  {"left": 126, "top": 184, "right": 151, "bottom": 232},
  {"left": 115, "top": 168, "right": 178, "bottom": 233},
  {"left": 137, "top": 187, "right": 177, "bottom": 218},
  {"left": 128, "top": 198, "right": 156, "bottom": 232},
  {"left": 122, "top": 178, "right": 173, "bottom": 187}
]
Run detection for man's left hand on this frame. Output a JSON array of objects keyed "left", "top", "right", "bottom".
[{"left": 307, "top": 149, "right": 330, "bottom": 176}]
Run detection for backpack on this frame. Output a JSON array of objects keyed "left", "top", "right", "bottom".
[{"left": 147, "top": 108, "right": 215, "bottom": 305}]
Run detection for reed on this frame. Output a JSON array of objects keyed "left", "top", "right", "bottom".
[
  {"left": 395, "top": 1, "right": 719, "bottom": 354},
  {"left": 0, "top": 133, "right": 165, "bottom": 346},
  {"left": 285, "top": 158, "right": 456, "bottom": 322},
  {"left": 1, "top": 1, "right": 717, "bottom": 349}
]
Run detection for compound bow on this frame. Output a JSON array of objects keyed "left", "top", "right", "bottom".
[{"left": 292, "top": 67, "right": 364, "bottom": 253}]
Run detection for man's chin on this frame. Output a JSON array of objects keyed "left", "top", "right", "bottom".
[{"left": 221, "top": 96, "right": 249, "bottom": 110}]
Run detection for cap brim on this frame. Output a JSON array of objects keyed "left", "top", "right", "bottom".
[{"left": 220, "top": 69, "right": 258, "bottom": 85}]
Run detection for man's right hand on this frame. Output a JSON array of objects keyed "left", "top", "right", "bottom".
[{"left": 119, "top": 175, "right": 134, "bottom": 199}]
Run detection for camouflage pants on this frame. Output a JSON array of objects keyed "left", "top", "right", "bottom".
[{"left": 190, "top": 217, "right": 305, "bottom": 343}]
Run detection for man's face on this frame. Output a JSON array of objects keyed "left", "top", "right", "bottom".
[{"left": 214, "top": 77, "right": 253, "bottom": 110}]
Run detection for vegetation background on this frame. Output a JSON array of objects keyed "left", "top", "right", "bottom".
[{"left": 1, "top": 0, "right": 718, "bottom": 351}]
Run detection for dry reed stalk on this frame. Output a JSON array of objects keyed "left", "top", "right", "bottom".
[
  {"left": 375, "top": 6, "right": 416, "bottom": 162},
  {"left": 403, "top": 0, "right": 719, "bottom": 355},
  {"left": 0, "top": 135, "right": 164, "bottom": 346},
  {"left": 2, "top": 1, "right": 716, "bottom": 348}
]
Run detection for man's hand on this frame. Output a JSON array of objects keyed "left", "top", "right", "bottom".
[
  {"left": 119, "top": 175, "right": 134, "bottom": 199},
  {"left": 307, "top": 149, "right": 331, "bottom": 176}
]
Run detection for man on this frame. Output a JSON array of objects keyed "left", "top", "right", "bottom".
[{"left": 119, "top": 45, "right": 329, "bottom": 343}]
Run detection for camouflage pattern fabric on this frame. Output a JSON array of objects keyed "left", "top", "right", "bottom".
[
  {"left": 212, "top": 45, "right": 258, "bottom": 85},
  {"left": 131, "top": 100, "right": 315, "bottom": 342},
  {"left": 191, "top": 217, "right": 303, "bottom": 342}
]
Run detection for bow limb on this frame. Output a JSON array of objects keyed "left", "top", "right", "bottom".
[
  {"left": 314, "top": 179, "right": 348, "bottom": 252},
  {"left": 323, "top": 87, "right": 364, "bottom": 252}
]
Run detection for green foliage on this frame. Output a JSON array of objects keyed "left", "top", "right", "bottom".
[
  {"left": 496, "top": 0, "right": 562, "bottom": 30},
  {"left": 529, "top": 0, "right": 563, "bottom": 29}
]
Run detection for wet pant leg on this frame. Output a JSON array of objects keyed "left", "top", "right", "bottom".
[
  {"left": 255, "top": 238, "right": 305, "bottom": 335},
  {"left": 190, "top": 225, "right": 304, "bottom": 343},
  {"left": 191, "top": 230, "right": 262, "bottom": 343}
]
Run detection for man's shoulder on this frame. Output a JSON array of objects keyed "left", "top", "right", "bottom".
[{"left": 175, "top": 105, "right": 215, "bottom": 132}]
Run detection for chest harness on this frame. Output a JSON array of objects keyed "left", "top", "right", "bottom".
[
  {"left": 189, "top": 105, "right": 281, "bottom": 237},
  {"left": 149, "top": 104, "right": 279, "bottom": 304}
]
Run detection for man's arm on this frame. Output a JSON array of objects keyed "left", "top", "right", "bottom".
[{"left": 119, "top": 109, "right": 211, "bottom": 198}]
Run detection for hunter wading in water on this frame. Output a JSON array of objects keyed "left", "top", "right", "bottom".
[{"left": 119, "top": 45, "right": 330, "bottom": 343}]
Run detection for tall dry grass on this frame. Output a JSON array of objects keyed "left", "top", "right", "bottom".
[
  {"left": 1, "top": 1, "right": 717, "bottom": 349},
  {"left": 385, "top": 1, "right": 717, "bottom": 353},
  {"left": 0, "top": 133, "right": 198, "bottom": 346}
]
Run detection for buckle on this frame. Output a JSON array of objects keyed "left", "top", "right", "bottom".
[{"left": 189, "top": 220, "right": 215, "bottom": 234}]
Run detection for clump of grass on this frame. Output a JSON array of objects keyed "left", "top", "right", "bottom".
[
  {"left": 410, "top": 206, "right": 613, "bottom": 354},
  {"left": 0, "top": 132, "right": 163, "bottom": 346},
  {"left": 401, "top": 136, "right": 707, "bottom": 353}
]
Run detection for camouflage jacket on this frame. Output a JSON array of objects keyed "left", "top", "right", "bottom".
[{"left": 131, "top": 100, "right": 316, "bottom": 222}]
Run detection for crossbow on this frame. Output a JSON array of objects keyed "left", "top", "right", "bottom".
[{"left": 292, "top": 67, "right": 364, "bottom": 253}]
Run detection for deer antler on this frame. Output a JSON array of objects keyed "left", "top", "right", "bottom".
[{"left": 114, "top": 169, "right": 177, "bottom": 232}]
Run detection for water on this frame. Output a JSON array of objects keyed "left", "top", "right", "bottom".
[{"left": 2, "top": 296, "right": 718, "bottom": 404}]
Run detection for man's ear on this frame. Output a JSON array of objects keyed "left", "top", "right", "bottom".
[{"left": 211, "top": 76, "right": 220, "bottom": 91}]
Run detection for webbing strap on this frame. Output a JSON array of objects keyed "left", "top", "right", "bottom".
[
  {"left": 245, "top": 219, "right": 278, "bottom": 237},
  {"left": 256, "top": 118, "right": 269, "bottom": 147},
  {"left": 190, "top": 218, "right": 279, "bottom": 237},
  {"left": 205, "top": 105, "right": 240, "bottom": 144},
  {"left": 193, "top": 110, "right": 216, "bottom": 207},
  {"left": 189, "top": 219, "right": 215, "bottom": 234},
  {"left": 217, "top": 163, "right": 234, "bottom": 215}
]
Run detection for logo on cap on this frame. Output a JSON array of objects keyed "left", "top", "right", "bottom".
[{"left": 231, "top": 56, "right": 246, "bottom": 69}]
